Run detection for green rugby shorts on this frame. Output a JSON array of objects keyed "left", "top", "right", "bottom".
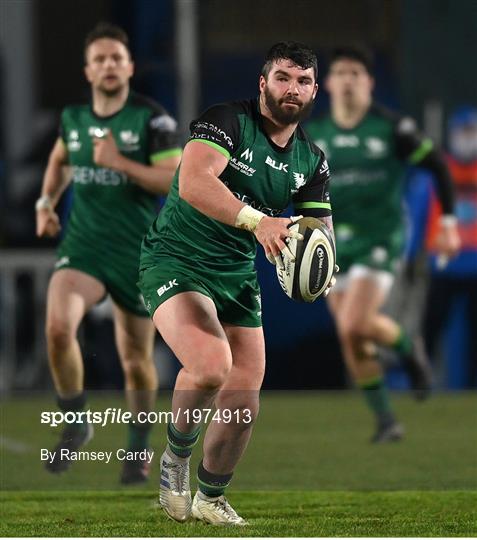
[
  {"left": 138, "top": 258, "right": 263, "bottom": 327},
  {"left": 54, "top": 251, "right": 148, "bottom": 317}
]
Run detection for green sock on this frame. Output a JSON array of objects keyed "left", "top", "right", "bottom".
[
  {"left": 167, "top": 422, "right": 201, "bottom": 458},
  {"left": 358, "top": 377, "right": 395, "bottom": 426},
  {"left": 391, "top": 326, "right": 412, "bottom": 356},
  {"left": 127, "top": 423, "right": 151, "bottom": 451}
]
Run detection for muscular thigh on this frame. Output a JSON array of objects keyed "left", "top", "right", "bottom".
[
  {"left": 47, "top": 269, "right": 106, "bottom": 331},
  {"left": 152, "top": 291, "right": 231, "bottom": 373}
]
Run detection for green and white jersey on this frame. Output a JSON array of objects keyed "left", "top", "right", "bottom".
[
  {"left": 58, "top": 92, "right": 181, "bottom": 262},
  {"left": 307, "top": 104, "right": 434, "bottom": 271},
  {"left": 141, "top": 98, "right": 331, "bottom": 272}
]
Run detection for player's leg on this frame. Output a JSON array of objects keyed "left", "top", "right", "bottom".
[
  {"left": 202, "top": 324, "right": 265, "bottom": 475},
  {"left": 154, "top": 292, "right": 233, "bottom": 419},
  {"left": 192, "top": 323, "right": 265, "bottom": 525},
  {"left": 328, "top": 273, "right": 403, "bottom": 442},
  {"left": 112, "top": 303, "right": 157, "bottom": 484},
  {"left": 153, "top": 291, "right": 233, "bottom": 522},
  {"left": 343, "top": 264, "right": 432, "bottom": 399},
  {"left": 328, "top": 276, "right": 388, "bottom": 379},
  {"left": 46, "top": 269, "right": 106, "bottom": 394},
  {"left": 45, "top": 268, "right": 106, "bottom": 471},
  {"left": 370, "top": 313, "right": 432, "bottom": 400},
  {"left": 346, "top": 265, "right": 432, "bottom": 399}
]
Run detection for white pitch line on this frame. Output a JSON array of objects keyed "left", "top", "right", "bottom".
[{"left": 0, "top": 435, "right": 30, "bottom": 453}]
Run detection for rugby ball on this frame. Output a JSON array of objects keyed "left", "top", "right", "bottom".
[{"left": 276, "top": 217, "right": 335, "bottom": 302}]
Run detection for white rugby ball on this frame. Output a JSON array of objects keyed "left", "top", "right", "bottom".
[{"left": 276, "top": 217, "right": 335, "bottom": 302}]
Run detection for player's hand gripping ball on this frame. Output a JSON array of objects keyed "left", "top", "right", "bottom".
[{"left": 275, "top": 217, "right": 337, "bottom": 302}]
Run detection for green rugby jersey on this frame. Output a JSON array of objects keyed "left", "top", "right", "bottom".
[
  {"left": 58, "top": 92, "right": 181, "bottom": 262},
  {"left": 141, "top": 98, "right": 331, "bottom": 271},
  {"left": 306, "top": 104, "right": 434, "bottom": 269}
]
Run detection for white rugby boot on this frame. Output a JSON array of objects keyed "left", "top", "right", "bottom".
[
  {"left": 191, "top": 490, "right": 247, "bottom": 526},
  {"left": 159, "top": 449, "right": 191, "bottom": 522}
]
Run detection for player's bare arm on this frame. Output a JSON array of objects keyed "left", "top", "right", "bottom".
[
  {"left": 179, "top": 140, "right": 299, "bottom": 256},
  {"left": 36, "top": 138, "right": 70, "bottom": 237},
  {"left": 93, "top": 130, "right": 181, "bottom": 195}
]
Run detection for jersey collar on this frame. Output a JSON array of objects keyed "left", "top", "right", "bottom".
[
  {"left": 89, "top": 90, "right": 132, "bottom": 121},
  {"left": 329, "top": 102, "right": 373, "bottom": 132}
]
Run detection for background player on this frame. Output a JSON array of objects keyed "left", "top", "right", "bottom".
[
  {"left": 35, "top": 22, "right": 181, "bottom": 483},
  {"left": 422, "top": 106, "right": 477, "bottom": 385},
  {"left": 139, "top": 42, "right": 335, "bottom": 524},
  {"left": 307, "top": 45, "right": 460, "bottom": 442}
]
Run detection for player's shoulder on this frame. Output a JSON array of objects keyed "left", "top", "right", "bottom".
[
  {"left": 368, "top": 102, "right": 418, "bottom": 133},
  {"left": 129, "top": 92, "right": 179, "bottom": 133},
  {"left": 61, "top": 102, "right": 90, "bottom": 120},
  {"left": 128, "top": 91, "right": 169, "bottom": 116}
]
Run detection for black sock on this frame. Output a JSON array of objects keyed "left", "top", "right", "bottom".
[
  {"left": 197, "top": 460, "right": 233, "bottom": 497},
  {"left": 57, "top": 392, "right": 87, "bottom": 434}
]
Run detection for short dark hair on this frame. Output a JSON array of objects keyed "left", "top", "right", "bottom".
[
  {"left": 262, "top": 41, "right": 318, "bottom": 81},
  {"left": 329, "top": 45, "right": 374, "bottom": 74},
  {"left": 84, "top": 22, "right": 131, "bottom": 61}
]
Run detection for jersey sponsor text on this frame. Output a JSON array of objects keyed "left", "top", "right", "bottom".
[{"left": 72, "top": 166, "right": 128, "bottom": 187}]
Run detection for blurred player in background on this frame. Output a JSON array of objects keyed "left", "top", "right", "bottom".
[
  {"left": 35, "top": 22, "right": 181, "bottom": 483},
  {"left": 423, "top": 106, "right": 477, "bottom": 384},
  {"left": 307, "top": 45, "right": 460, "bottom": 442},
  {"left": 139, "top": 42, "right": 335, "bottom": 525}
]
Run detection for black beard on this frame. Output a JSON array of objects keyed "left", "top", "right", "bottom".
[{"left": 264, "top": 87, "right": 315, "bottom": 125}]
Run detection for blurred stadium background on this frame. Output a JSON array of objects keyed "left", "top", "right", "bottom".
[{"left": 0, "top": 0, "right": 476, "bottom": 394}]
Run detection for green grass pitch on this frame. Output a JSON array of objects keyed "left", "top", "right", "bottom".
[{"left": 1, "top": 391, "right": 476, "bottom": 536}]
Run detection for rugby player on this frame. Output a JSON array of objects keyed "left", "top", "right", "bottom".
[
  {"left": 307, "top": 45, "right": 460, "bottom": 442},
  {"left": 36, "top": 22, "right": 181, "bottom": 483},
  {"left": 139, "top": 42, "right": 335, "bottom": 524}
]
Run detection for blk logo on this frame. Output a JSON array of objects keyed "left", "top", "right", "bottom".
[
  {"left": 266, "top": 155, "right": 288, "bottom": 172},
  {"left": 157, "top": 279, "right": 178, "bottom": 297}
]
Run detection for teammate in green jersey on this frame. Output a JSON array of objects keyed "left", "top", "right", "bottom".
[
  {"left": 35, "top": 23, "right": 181, "bottom": 483},
  {"left": 139, "top": 42, "right": 335, "bottom": 525},
  {"left": 307, "top": 45, "right": 460, "bottom": 443}
]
